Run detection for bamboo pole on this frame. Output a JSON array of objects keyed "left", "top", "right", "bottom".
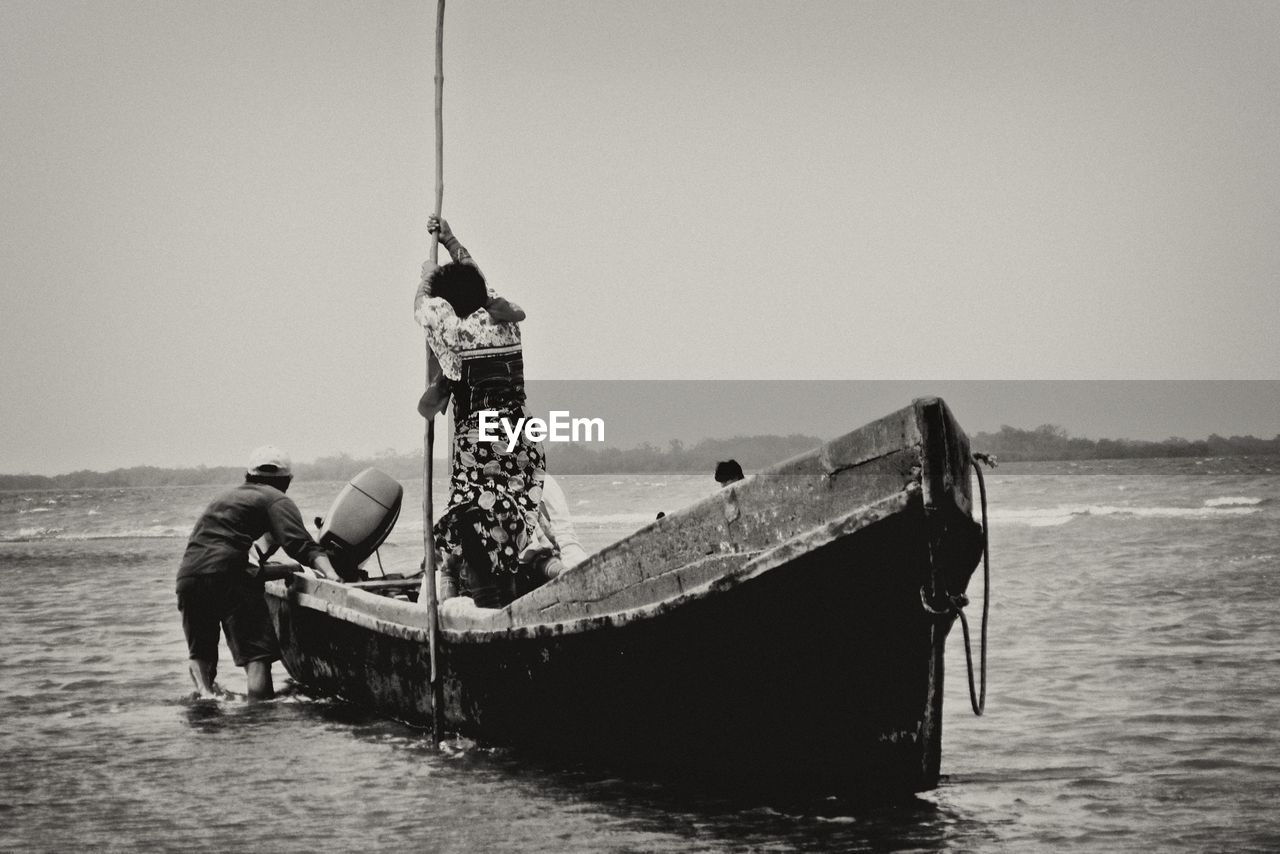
[{"left": 419, "top": 0, "right": 446, "bottom": 747}]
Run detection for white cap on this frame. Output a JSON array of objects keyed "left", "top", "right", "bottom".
[{"left": 247, "top": 445, "right": 293, "bottom": 477}]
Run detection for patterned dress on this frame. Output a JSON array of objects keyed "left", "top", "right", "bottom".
[{"left": 415, "top": 277, "right": 548, "bottom": 599}]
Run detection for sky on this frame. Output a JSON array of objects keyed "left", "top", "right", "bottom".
[{"left": 2, "top": 1, "right": 1277, "bottom": 474}]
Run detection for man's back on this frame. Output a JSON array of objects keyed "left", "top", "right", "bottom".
[{"left": 177, "top": 483, "right": 298, "bottom": 580}]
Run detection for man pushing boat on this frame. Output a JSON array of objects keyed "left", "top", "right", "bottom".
[{"left": 176, "top": 445, "right": 338, "bottom": 700}]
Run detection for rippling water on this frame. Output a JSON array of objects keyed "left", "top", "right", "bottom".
[{"left": 2, "top": 461, "right": 1278, "bottom": 852}]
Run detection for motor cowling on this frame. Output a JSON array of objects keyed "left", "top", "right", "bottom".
[{"left": 318, "top": 468, "right": 403, "bottom": 581}]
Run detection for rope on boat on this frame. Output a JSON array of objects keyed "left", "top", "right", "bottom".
[
  {"left": 919, "top": 451, "right": 995, "bottom": 716},
  {"left": 958, "top": 452, "right": 993, "bottom": 716}
]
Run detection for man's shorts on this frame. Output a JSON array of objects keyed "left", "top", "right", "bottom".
[{"left": 176, "top": 572, "right": 280, "bottom": 667}]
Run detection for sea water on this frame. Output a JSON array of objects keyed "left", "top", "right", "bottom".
[{"left": 1, "top": 460, "right": 1278, "bottom": 852}]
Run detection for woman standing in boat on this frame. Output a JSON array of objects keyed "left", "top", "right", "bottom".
[{"left": 415, "top": 216, "right": 552, "bottom": 607}]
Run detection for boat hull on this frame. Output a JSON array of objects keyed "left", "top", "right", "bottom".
[{"left": 267, "top": 397, "right": 984, "bottom": 797}]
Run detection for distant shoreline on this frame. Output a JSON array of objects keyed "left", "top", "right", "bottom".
[{"left": 3, "top": 425, "right": 1278, "bottom": 489}]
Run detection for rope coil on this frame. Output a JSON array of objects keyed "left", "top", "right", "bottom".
[
  {"left": 962, "top": 452, "right": 993, "bottom": 715},
  {"left": 919, "top": 452, "right": 994, "bottom": 716}
]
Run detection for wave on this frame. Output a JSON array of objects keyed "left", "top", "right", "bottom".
[
  {"left": 0, "top": 525, "right": 189, "bottom": 542},
  {"left": 1204, "top": 496, "right": 1266, "bottom": 507},
  {"left": 5, "top": 526, "right": 66, "bottom": 541},
  {"left": 994, "top": 503, "right": 1265, "bottom": 527},
  {"left": 570, "top": 512, "right": 659, "bottom": 527}
]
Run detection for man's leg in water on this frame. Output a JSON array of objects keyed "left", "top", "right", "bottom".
[
  {"left": 224, "top": 581, "right": 282, "bottom": 701},
  {"left": 245, "top": 660, "right": 274, "bottom": 700},
  {"left": 188, "top": 659, "right": 218, "bottom": 696},
  {"left": 178, "top": 578, "right": 223, "bottom": 698}
]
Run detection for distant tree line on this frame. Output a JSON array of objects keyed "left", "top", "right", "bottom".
[
  {"left": 4, "top": 427, "right": 1278, "bottom": 489},
  {"left": 969, "top": 424, "right": 1280, "bottom": 462},
  {"left": 0, "top": 450, "right": 423, "bottom": 491},
  {"left": 0, "top": 436, "right": 821, "bottom": 489},
  {"left": 547, "top": 434, "right": 822, "bottom": 475}
]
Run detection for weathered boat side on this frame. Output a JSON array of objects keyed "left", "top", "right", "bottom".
[{"left": 267, "top": 397, "right": 983, "bottom": 796}]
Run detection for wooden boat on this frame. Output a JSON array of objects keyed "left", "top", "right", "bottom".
[{"left": 265, "top": 397, "right": 985, "bottom": 797}]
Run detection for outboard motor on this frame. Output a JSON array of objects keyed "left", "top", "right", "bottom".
[{"left": 318, "top": 468, "right": 403, "bottom": 581}]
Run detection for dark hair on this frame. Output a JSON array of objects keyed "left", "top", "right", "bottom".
[
  {"left": 714, "top": 460, "right": 744, "bottom": 485},
  {"left": 432, "top": 262, "right": 488, "bottom": 318}
]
